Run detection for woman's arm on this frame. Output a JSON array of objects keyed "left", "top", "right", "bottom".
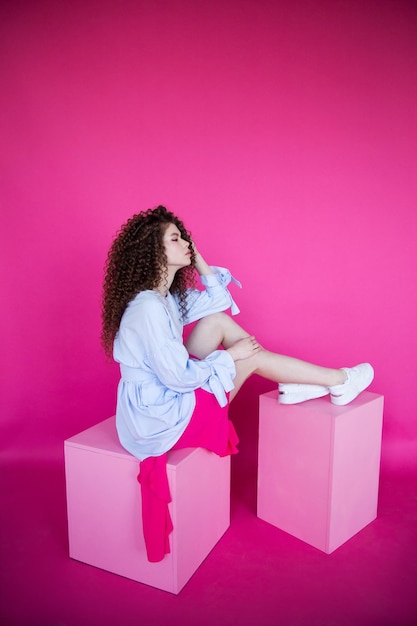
[{"left": 181, "top": 242, "right": 241, "bottom": 323}]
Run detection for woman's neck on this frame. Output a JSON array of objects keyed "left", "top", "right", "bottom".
[
  {"left": 154, "top": 286, "right": 169, "bottom": 297},
  {"left": 154, "top": 269, "right": 175, "bottom": 297}
]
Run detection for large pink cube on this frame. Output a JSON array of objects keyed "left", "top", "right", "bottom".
[
  {"left": 64, "top": 417, "right": 231, "bottom": 593},
  {"left": 257, "top": 391, "right": 383, "bottom": 553}
]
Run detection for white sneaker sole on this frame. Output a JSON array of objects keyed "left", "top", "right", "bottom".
[{"left": 278, "top": 383, "right": 329, "bottom": 405}]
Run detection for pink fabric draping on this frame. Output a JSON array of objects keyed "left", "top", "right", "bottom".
[{"left": 138, "top": 389, "right": 238, "bottom": 562}]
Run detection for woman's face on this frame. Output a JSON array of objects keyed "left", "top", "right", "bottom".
[{"left": 162, "top": 223, "right": 192, "bottom": 271}]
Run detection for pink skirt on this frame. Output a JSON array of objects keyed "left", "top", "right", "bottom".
[{"left": 172, "top": 387, "right": 239, "bottom": 455}]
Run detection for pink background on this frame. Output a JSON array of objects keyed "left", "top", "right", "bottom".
[
  {"left": 1, "top": 0, "right": 416, "bottom": 472},
  {"left": 1, "top": 3, "right": 417, "bottom": 625}
]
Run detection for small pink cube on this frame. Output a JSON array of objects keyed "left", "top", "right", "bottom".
[
  {"left": 257, "top": 391, "right": 384, "bottom": 553},
  {"left": 64, "top": 417, "right": 231, "bottom": 593}
]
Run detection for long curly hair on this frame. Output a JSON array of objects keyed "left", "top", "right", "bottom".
[{"left": 101, "top": 205, "right": 196, "bottom": 357}]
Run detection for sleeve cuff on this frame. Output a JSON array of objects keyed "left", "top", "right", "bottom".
[
  {"left": 200, "top": 267, "right": 242, "bottom": 315},
  {"left": 200, "top": 266, "right": 242, "bottom": 289}
]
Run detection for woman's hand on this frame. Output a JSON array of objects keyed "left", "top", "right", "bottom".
[
  {"left": 227, "top": 336, "right": 262, "bottom": 361},
  {"left": 192, "top": 241, "right": 213, "bottom": 276}
]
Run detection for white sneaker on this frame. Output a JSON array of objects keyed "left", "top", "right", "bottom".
[
  {"left": 330, "top": 363, "right": 374, "bottom": 405},
  {"left": 278, "top": 383, "right": 329, "bottom": 404}
]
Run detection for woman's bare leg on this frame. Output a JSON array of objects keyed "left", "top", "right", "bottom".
[
  {"left": 186, "top": 312, "right": 249, "bottom": 357},
  {"left": 185, "top": 313, "right": 346, "bottom": 401}
]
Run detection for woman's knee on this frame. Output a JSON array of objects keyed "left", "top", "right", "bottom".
[
  {"left": 185, "top": 314, "right": 227, "bottom": 358},
  {"left": 192, "top": 312, "right": 232, "bottom": 335},
  {"left": 186, "top": 312, "right": 247, "bottom": 358},
  {"left": 202, "top": 312, "right": 230, "bottom": 325}
]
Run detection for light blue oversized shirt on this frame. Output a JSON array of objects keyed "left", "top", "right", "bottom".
[{"left": 114, "top": 267, "right": 241, "bottom": 461}]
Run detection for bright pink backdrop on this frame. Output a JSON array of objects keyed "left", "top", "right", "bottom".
[{"left": 1, "top": 0, "right": 416, "bottom": 470}]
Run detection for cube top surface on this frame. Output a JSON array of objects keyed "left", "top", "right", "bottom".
[
  {"left": 261, "top": 390, "right": 382, "bottom": 416},
  {"left": 64, "top": 416, "right": 195, "bottom": 466}
]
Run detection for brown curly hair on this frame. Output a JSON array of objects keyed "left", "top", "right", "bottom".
[{"left": 101, "top": 205, "right": 196, "bottom": 357}]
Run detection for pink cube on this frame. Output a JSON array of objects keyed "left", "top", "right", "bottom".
[
  {"left": 64, "top": 417, "right": 230, "bottom": 593},
  {"left": 257, "top": 391, "right": 384, "bottom": 553}
]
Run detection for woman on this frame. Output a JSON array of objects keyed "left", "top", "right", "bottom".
[{"left": 101, "top": 205, "right": 374, "bottom": 560}]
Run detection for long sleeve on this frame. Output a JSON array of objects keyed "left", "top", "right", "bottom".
[
  {"left": 118, "top": 295, "right": 236, "bottom": 402},
  {"left": 182, "top": 266, "right": 242, "bottom": 323}
]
